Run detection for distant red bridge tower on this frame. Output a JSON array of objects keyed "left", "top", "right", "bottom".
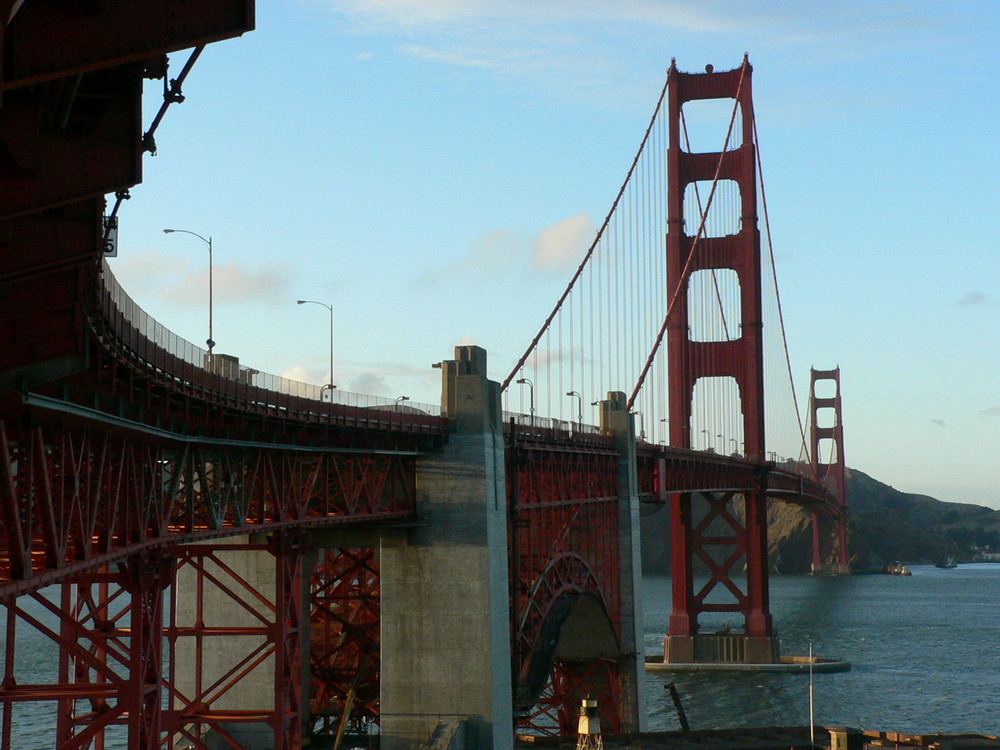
[{"left": 809, "top": 367, "right": 850, "bottom": 574}]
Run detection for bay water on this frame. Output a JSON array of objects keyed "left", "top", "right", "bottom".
[
  {"left": 5, "top": 564, "right": 999, "bottom": 746},
  {"left": 643, "top": 563, "right": 1000, "bottom": 735}
]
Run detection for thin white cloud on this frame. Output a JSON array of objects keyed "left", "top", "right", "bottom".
[
  {"left": 350, "top": 370, "right": 389, "bottom": 395},
  {"left": 417, "top": 228, "right": 528, "bottom": 286},
  {"left": 321, "top": 0, "right": 955, "bottom": 97},
  {"left": 931, "top": 419, "right": 946, "bottom": 428},
  {"left": 419, "top": 213, "right": 596, "bottom": 285},
  {"left": 110, "top": 249, "right": 290, "bottom": 309},
  {"left": 532, "top": 213, "right": 593, "bottom": 273},
  {"left": 402, "top": 44, "right": 497, "bottom": 69},
  {"left": 956, "top": 291, "right": 992, "bottom": 307},
  {"left": 325, "top": 1, "right": 812, "bottom": 35},
  {"left": 980, "top": 407, "right": 1000, "bottom": 417},
  {"left": 212, "top": 262, "right": 291, "bottom": 307},
  {"left": 280, "top": 364, "right": 323, "bottom": 384}
]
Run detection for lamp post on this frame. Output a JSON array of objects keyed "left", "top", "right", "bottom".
[
  {"left": 395, "top": 396, "right": 410, "bottom": 410},
  {"left": 566, "top": 391, "right": 583, "bottom": 431},
  {"left": 516, "top": 378, "right": 534, "bottom": 426},
  {"left": 297, "top": 299, "right": 335, "bottom": 399},
  {"left": 163, "top": 228, "right": 214, "bottom": 354},
  {"left": 717, "top": 434, "right": 724, "bottom": 453},
  {"left": 730, "top": 438, "right": 739, "bottom": 454},
  {"left": 700, "top": 429, "right": 710, "bottom": 451}
]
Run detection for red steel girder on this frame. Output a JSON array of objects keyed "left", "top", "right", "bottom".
[
  {"left": 163, "top": 532, "right": 305, "bottom": 750},
  {"left": 0, "top": 65, "right": 143, "bottom": 219},
  {"left": 506, "top": 437, "right": 624, "bottom": 731},
  {"left": 0, "top": 552, "right": 172, "bottom": 750},
  {"left": 3, "top": 1, "right": 254, "bottom": 91},
  {"left": 308, "top": 548, "right": 380, "bottom": 737},
  {"left": 637, "top": 446, "right": 841, "bottom": 516},
  {"left": 518, "top": 659, "right": 623, "bottom": 738},
  {"left": 0, "top": 417, "right": 417, "bottom": 598}
]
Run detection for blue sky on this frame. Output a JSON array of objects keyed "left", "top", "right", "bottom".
[{"left": 110, "top": 1, "right": 1000, "bottom": 507}]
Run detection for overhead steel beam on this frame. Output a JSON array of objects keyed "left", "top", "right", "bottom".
[{"left": 2, "top": 0, "right": 254, "bottom": 90}]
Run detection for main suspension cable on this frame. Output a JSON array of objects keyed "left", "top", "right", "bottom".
[{"left": 501, "top": 73, "right": 671, "bottom": 392}]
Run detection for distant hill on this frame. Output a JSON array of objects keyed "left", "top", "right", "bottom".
[{"left": 640, "top": 467, "right": 1000, "bottom": 574}]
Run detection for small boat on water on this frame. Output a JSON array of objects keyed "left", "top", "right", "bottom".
[
  {"left": 886, "top": 561, "right": 912, "bottom": 576},
  {"left": 935, "top": 556, "right": 958, "bottom": 569}
]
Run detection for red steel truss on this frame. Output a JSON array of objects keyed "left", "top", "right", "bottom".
[
  {"left": 505, "top": 428, "right": 625, "bottom": 735},
  {"left": 161, "top": 533, "right": 306, "bottom": 750},
  {"left": 1, "top": 552, "right": 171, "bottom": 750},
  {"left": 0, "top": 417, "right": 417, "bottom": 597},
  {"left": 809, "top": 368, "right": 850, "bottom": 573},
  {"left": 308, "top": 547, "right": 380, "bottom": 739},
  {"left": 0, "top": 533, "right": 311, "bottom": 750},
  {"left": 664, "top": 57, "right": 774, "bottom": 657},
  {"left": 519, "top": 659, "right": 622, "bottom": 738}
]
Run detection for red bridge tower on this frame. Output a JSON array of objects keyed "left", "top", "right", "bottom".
[{"left": 663, "top": 56, "right": 777, "bottom": 664}]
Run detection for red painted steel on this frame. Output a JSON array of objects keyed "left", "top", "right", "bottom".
[
  {"left": 158, "top": 533, "right": 306, "bottom": 749},
  {"left": 664, "top": 57, "right": 773, "bottom": 644},
  {"left": 505, "top": 426, "right": 626, "bottom": 735},
  {"left": 521, "top": 659, "right": 622, "bottom": 737},
  {"left": 0, "top": 418, "right": 417, "bottom": 597},
  {"left": 809, "top": 368, "right": 850, "bottom": 571},
  {"left": 308, "top": 548, "right": 380, "bottom": 738},
  {"left": 0, "top": 553, "right": 171, "bottom": 750}
]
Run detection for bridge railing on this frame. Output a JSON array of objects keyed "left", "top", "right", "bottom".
[
  {"left": 503, "top": 411, "right": 617, "bottom": 449},
  {"left": 98, "top": 260, "right": 443, "bottom": 424}
]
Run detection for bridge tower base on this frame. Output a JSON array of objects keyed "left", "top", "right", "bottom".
[
  {"left": 380, "top": 346, "right": 513, "bottom": 750},
  {"left": 664, "top": 634, "right": 780, "bottom": 665}
]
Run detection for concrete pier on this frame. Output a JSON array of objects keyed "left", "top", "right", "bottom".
[{"left": 379, "top": 346, "right": 513, "bottom": 749}]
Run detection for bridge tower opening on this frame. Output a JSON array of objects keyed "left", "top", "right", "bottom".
[
  {"left": 809, "top": 367, "right": 850, "bottom": 574},
  {"left": 663, "top": 56, "right": 778, "bottom": 664}
]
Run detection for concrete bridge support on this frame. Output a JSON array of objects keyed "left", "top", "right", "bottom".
[
  {"left": 601, "top": 392, "right": 648, "bottom": 733},
  {"left": 380, "top": 346, "right": 513, "bottom": 749}
]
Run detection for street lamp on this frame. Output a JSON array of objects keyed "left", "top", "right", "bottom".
[
  {"left": 566, "top": 391, "right": 583, "bottom": 431},
  {"left": 395, "top": 396, "right": 410, "bottom": 410},
  {"left": 730, "top": 438, "right": 739, "bottom": 454},
  {"left": 717, "top": 434, "right": 724, "bottom": 453},
  {"left": 700, "top": 428, "right": 710, "bottom": 450},
  {"left": 516, "top": 378, "right": 534, "bottom": 426},
  {"left": 163, "top": 228, "right": 214, "bottom": 353},
  {"left": 297, "top": 299, "right": 335, "bottom": 398}
]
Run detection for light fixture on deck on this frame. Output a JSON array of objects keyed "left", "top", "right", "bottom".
[{"left": 515, "top": 378, "right": 534, "bottom": 427}]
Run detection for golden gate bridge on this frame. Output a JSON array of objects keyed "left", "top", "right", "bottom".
[{"left": 1, "top": 4, "right": 847, "bottom": 748}]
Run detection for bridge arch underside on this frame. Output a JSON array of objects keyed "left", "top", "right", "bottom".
[{"left": 516, "top": 591, "right": 624, "bottom": 737}]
